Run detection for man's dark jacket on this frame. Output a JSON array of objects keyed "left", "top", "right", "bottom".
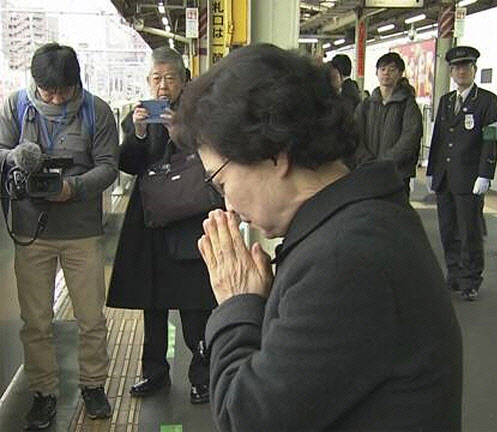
[
  {"left": 341, "top": 77, "right": 361, "bottom": 110},
  {"left": 206, "top": 161, "right": 462, "bottom": 432},
  {"left": 355, "top": 84, "right": 423, "bottom": 179},
  {"left": 107, "top": 115, "right": 216, "bottom": 310},
  {"left": 427, "top": 84, "right": 497, "bottom": 193}
]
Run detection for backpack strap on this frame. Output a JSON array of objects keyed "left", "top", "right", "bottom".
[
  {"left": 80, "top": 89, "right": 96, "bottom": 140},
  {"left": 16, "top": 89, "right": 31, "bottom": 142}
]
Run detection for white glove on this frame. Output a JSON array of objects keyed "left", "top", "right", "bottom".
[
  {"left": 472, "top": 177, "right": 490, "bottom": 195},
  {"left": 426, "top": 175, "right": 434, "bottom": 193}
]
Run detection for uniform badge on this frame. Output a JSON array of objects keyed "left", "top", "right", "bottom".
[{"left": 465, "top": 114, "right": 474, "bottom": 130}]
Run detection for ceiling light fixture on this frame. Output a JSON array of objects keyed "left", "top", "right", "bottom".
[
  {"left": 380, "top": 31, "right": 407, "bottom": 40},
  {"left": 334, "top": 38, "right": 345, "bottom": 45},
  {"left": 377, "top": 23, "right": 395, "bottom": 33},
  {"left": 158, "top": 2, "right": 165, "bottom": 14},
  {"left": 458, "top": 0, "right": 477, "bottom": 6},
  {"left": 323, "top": 42, "right": 332, "bottom": 49},
  {"left": 298, "top": 38, "right": 319, "bottom": 43},
  {"left": 405, "top": 13, "right": 426, "bottom": 24},
  {"left": 162, "top": 16, "right": 169, "bottom": 26}
]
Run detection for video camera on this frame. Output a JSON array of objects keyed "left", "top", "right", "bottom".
[
  {"left": 0, "top": 143, "right": 74, "bottom": 246},
  {"left": 8, "top": 155, "right": 73, "bottom": 200}
]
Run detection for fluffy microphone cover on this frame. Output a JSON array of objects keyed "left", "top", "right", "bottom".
[{"left": 12, "top": 141, "right": 43, "bottom": 174}]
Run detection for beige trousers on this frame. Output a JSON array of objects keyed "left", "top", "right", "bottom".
[{"left": 15, "top": 236, "right": 109, "bottom": 394}]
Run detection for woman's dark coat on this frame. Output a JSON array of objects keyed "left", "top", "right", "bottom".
[
  {"left": 107, "top": 114, "right": 216, "bottom": 310},
  {"left": 205, "top": 161, "right": 462, "bottom": 432}
]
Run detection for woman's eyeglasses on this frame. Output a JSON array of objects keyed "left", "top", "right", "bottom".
[{"left": 204, "top": 160, "right": 230, "bottom": 197}]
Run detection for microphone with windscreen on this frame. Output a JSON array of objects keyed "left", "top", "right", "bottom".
[{"left": 11, "top": 140, "right": 44, "bottom": 174}]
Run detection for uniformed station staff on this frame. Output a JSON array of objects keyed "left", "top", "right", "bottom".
[{"left": 427, "top": 45, "right": 497, "bottom": 301}]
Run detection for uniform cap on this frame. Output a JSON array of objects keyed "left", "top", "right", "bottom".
[{"left": 445, "top": 46, "right": 480, "bottom": 65}]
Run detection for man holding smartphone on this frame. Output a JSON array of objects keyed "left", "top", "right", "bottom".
[{"left": 107, "top": 47, "right": 216, "bottom": 404}]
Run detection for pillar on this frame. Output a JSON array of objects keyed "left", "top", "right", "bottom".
[{"left": 251, "top": 0, "right": 299, "bottom": 48}]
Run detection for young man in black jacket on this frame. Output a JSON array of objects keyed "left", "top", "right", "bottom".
[{"left": 355, "top": 52, "right": 423, "bottom": 196}]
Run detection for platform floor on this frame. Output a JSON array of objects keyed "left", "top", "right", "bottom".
[{"left": 1, "top": 174, "right": 496, "bottom": 432}]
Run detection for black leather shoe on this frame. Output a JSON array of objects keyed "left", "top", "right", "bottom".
[
  {"left": 130, "top": 374, "right": 171, "bottom": 397},
  {"left": 24, "top": 392, "right": 57, "bottom": 431},
  {"left": 463, "top": 288, "right": 478, "bottom": 301},
  {"left": 190, "top": 384, "right": 209, "bottom": 404}
]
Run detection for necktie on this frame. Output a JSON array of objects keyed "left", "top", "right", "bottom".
[{"left": 454, "top": 94, "right": 463, "bottom": 115}]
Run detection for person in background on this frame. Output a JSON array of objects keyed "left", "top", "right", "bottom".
[
  {"left": 171, "top": 43, "right": 462, "bottom": 432},
  {"left": 332, "top": 54, "right": 361, "bottom": 109},
  {"left": 427, "top": 46, "right": 497, "bottom": 301},
  {"left": 325, "top": 61, "right": 343, "bottom": 94},
  {"left": 107, "top": 46, "right": 216, "bottom": 404},
  {"left": 355, "top": 52, "right": 423, "bottom": 197},
  {"left": 0, "top": 43, "right": 117, "bottom": 430}
]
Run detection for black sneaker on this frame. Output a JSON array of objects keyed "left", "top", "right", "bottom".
[
  {"left": 81, "top": 386, "right": 111, "bottom": 419},
  {"left": 24, "top": 392, "right": 56, "bottom": 431}
]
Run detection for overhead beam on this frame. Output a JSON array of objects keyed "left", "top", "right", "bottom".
[
  {"left": 139, "top": 26, "right": 189, "bottom": 43},
  {"left": 321, "top": 10, "right": 356, "bottom": 32}
]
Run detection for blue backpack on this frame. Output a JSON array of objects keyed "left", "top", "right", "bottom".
[{"left": 16, "top": 88, "right": 96, "bottom": 142}]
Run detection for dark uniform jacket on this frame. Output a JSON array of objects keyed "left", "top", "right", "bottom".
[
  {"left": 427, "top": 84, "right": 497, "bottom": 193},
  {"left": 355, "top": 84, "right": 423, "bottom": 179},
  {"left": 106, "top": 114, "right": 216, "bottom": 310},
  {"left": 206, "top": 161, "right": 462, "bottom": 432}
]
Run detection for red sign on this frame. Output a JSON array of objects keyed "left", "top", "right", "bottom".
[
  {"left": 392, "top": 39, "right": 436, "bottom": 100},
  {"left": 357, "top": 20, "right": 367, "bottom": 78}
]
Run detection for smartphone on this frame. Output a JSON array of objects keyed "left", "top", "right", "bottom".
[{"left": 140, "top": 99, "right": 170, "bottom": 123}]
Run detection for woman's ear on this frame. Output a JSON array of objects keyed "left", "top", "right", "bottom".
[{"left": 274, "top": 152, "right": 291, "bottom": 178}]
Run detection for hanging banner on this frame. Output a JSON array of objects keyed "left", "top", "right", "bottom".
[
  {"left": 186, "top": 7, "right": 199, "bottom": 39},
  {"left": 356, "top": 20, "right": 367, "bottom": 78}
]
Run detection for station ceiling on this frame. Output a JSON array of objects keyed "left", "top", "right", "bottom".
[
  {"left": 300, "top": 0, "right": 497, "bottom": 47},
  {"left": 111, "top": 0, "right": 497, "bottom": 50}
]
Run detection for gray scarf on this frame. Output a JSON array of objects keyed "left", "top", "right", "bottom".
[{"left": 26, "top": 80, "right": 84, "bottom": 124}]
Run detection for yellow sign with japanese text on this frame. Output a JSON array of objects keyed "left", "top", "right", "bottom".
[{"left": 210, "top": 0, "right": 230, "bottom": 65}]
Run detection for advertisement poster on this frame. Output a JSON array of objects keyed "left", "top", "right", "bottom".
[{"left": 392, "top": 38, "right": 436, "bottom": 104}]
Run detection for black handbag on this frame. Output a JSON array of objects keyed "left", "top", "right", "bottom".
[{"left": 138, "top": 151, "right": 222, "bottom": 228}]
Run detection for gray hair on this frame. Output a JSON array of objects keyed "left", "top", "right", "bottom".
[{"left": 149, "top": 46, "right": 186, "bottom": 82}]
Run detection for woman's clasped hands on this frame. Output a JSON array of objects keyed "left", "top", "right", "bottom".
[{"left": 198, "top": 209, "right": 274, "bottom": 305}]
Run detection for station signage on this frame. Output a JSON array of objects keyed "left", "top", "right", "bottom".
[
  {"left": 186, "top": 7, "right": 199, "bottom": 39},
  {"left": 365, "top": 0, "right": 423, "bottom": 7}
]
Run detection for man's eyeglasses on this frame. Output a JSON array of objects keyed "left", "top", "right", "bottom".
[{"left": 204, "top": 160, "right": 230, "bottom": 197}]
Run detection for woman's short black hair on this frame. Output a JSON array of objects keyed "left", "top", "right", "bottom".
[
  {"left": 376, "top": 52, "right": 405, "bottom": 72},
  {"left": 31, "top": 43, "right": 81, "bottom": 89},
  {"left": 173, "top": 44, "right": 358, "bottom": 169}
]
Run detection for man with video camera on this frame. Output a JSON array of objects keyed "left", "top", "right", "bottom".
[{"left": 0, "top": 43, "right": 118, "bottom": 430}]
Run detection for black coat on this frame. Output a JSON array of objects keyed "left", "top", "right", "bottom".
[
  {"left": 206, "top": 161, "right": 462, "bottom": 432},
  {"left": 107, "top": 115, "right": 216, "bottom": 310},
  {"left": 427, "top": 85, "right": 497, "bottom": 193},
  {"left": 355, "top": 84, "right": 423, "bottom": 179},
  {"left": 341, "top": 78, "right": 361, "bottom": 110}
]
